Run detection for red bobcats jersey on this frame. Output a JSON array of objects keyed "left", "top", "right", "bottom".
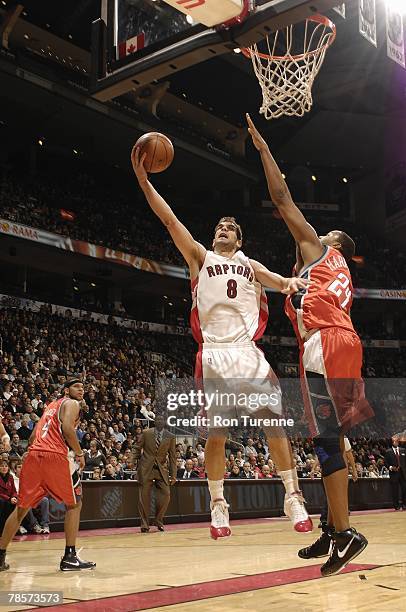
[
  {"left": 30, "top": 397, "right": 77, "bottom": 455},
  {"left": 285, "top": 246, "right": 355, "bottom": 340}
]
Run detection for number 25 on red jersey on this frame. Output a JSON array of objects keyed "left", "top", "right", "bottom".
[{"left": 327, "top": 272, "right": 352, "bottom": 310}]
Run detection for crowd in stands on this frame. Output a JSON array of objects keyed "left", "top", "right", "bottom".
[
  {"left": 174, "top": 435, "right": 393, "bottom": 481},
  {"left": 0, "top": 306, "right": 403, "bottom": 509},
  {"left": 1, "top": 173, "right": 406, "bottom": 289}
]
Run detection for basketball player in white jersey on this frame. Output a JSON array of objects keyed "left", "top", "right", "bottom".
[{"left": 132, "top": 147, "right": 313, "bottom": 538}]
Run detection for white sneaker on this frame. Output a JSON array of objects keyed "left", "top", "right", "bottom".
[
  {"left": 41, "top": 526, "right": 50, "bottom": 534},
  {"left": 33, "top": 524, "right": 43, "bottom": 534},
  {"left": 284, "top": 492, "right": 313, "bottom": 533},
  {"left": 210, "top": 499, "right": 231, "bottom": 540},
  {"left": 18, "top": 526, "right": 28, "bottom": 535}
]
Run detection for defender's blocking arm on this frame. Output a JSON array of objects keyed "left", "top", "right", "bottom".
[
  {"left": 246, "top": 114, "right": 323, "bottom": 268},
  {"left": 131, "top": 146, "right": 205, "bottom": 268}
]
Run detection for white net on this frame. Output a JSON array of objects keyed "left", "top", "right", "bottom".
[{"left": 244, "top": 15, "right": 336, "bottom": 120}]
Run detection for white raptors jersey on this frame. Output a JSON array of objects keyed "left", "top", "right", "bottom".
[{"left": 190, "top": 250, "right": 268, "bottom": 344}]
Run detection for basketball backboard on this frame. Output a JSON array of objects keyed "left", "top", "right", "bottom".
[{"left": 90, "top": 0, "right": 342, "bottom": 101}]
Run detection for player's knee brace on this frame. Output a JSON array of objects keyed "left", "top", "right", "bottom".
[{"left": 314, "top": 437, "right": 346, "bottom": 477}]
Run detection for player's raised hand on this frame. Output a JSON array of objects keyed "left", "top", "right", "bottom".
[
  {"left": 246, "top": 113, "right": 269, "bottom": 153},
  {"left": 281, "top": 277, "right": 309, "bottom": 295},
  {"left": 131, "top": 146, "right": 148, "bottom": 184}
]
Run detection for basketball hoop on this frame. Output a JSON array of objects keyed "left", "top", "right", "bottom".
[{"left": 242, "top": 14, "right": 336, "bottom": 120}]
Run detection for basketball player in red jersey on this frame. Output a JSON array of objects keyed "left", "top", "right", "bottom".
[
  {"left": 132, "top": 147, "right": 313, "bottom": 540},
  {"left": 0, "top": 380, "right": 95, "bottom": 572},
  {"left": 248, "top": 114, "right": 372, "bottom": 576}
]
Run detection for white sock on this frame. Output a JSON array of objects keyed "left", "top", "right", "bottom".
[
  {"left": 279, "top": 468, "right": 300, "bottom": 496},
  {"left": 208, "top": 479, "right": 225, "bottom": 504}
]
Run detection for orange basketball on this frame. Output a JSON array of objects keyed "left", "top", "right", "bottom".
[{"left": 135, "top": 132, "right": 174, "bottom": 173}]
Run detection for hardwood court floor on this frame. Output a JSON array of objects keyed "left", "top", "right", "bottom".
[{"left": 0, "top": 511, "right": 405, "bottom": 612}]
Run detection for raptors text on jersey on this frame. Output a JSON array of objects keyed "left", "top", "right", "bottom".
[{"left": 191, "top": 250, "right": 268, "bottom": 344}]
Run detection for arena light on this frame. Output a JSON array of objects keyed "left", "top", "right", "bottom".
[
  {"left": 233, "top": 48, "right": 241, "bottom": 54},
  {"left": 282, "top": 173, "right": 286, "bottom": 179},
  {"left": 91, "top": 282, "right": 96, "bottom": 287},
  {"left": 311, "top": 175, "right": 317, "bottom": 181},
  {"left": 60, "top": 209, "right": 75, "bottom": 221},
  {"left": 386, "top": 0, "right": 406, "bottom": 16},
  {"left": 343, "top": 177, "right": 348, "bottom": 183},
  {"left": 38, "top": 139, "right": 43, "bottom": 146}
]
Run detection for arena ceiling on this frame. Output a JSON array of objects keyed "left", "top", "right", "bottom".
[{"left": 2, "top": 1, "right": 405, "bottom": 170}]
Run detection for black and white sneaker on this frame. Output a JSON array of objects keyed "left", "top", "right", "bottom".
[
  {"left": 298, "top": 525, "right": 334, "bottom": 559},
  {"left": 321, "top": 527, "right": 368, "bottom": 577},
  {"left": 60, "top": 552, "right": 96, "bottom": 572},
  {"left": 0, "top": 550, "right": 9, "bottom": 572}
]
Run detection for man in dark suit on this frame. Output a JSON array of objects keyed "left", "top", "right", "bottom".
[
  {"left": 384, "top": 436, "right": 406, "bottom": 510},
  {"left": 177, "top": 459, "right": 199, "bottom": 480},
  {"left": 133, "top": 415, "right": 176, "bottom": 532},
  {"left": 240, "top": 462, "right": 254, "bottom": 479}
]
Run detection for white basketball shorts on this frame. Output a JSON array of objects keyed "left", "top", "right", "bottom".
[{"left": 197, "top": 342, "right": 282, "bottom": 422}]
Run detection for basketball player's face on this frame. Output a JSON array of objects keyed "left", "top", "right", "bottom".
[
  {"left": 319, "top": 231, "right": 341, "bottom": 248},
  {"left": 68, "top": 383, "right": 84, "bottom": 401},
  {"left": 213, "top": 222, "right": 241, "bottom": 251}
]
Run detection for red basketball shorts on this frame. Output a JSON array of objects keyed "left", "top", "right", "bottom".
[
  {"left": 18, "top": 451, "right": 81, "bottom": 509},
  {"left": 300, "top": 328, "right": 374, "bottom": 436}
]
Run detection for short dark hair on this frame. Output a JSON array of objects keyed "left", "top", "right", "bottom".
[
  {"left": 335, "top": 231, "right": 355, "bottom": 262},
  {"left": 62, "top": 378, "right": 83, "bottom": 390},
  {"left": 215, "top": 217, "right": 243, "bottom": 242}
]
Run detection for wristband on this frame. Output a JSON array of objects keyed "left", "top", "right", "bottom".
[{"left": 75, "top": 452, "right": 84, "bottom": 457}]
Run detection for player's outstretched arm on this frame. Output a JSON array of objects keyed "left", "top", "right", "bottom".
[
  {"left": 246, "top": 114, "right": 323, "bottom": 267},
  {"left": 249, "top": 259, "right": 309, "bottom": 295},
  {"left": 131, "top": 146, "right": 206, "bottom": 268}
]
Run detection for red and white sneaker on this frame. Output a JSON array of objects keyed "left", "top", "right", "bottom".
[
  {"left": 210, "top": 499, "right": 231, "bottom": 540},
  {"left": 284, "top": 492, "right": 313, "bottom": 533}
]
